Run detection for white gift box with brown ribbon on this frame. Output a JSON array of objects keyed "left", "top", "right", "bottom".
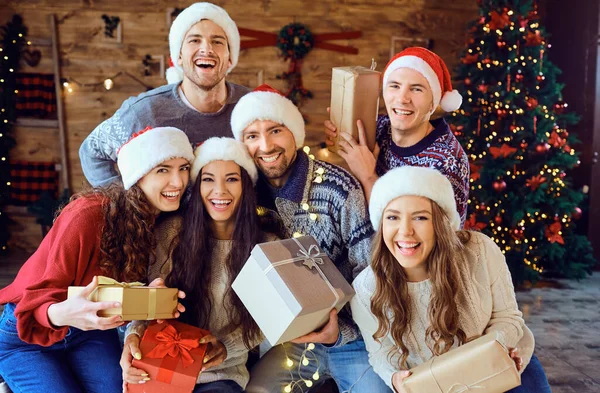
[
  {"left": 67, "top": 276, "right": 178, "bottom": 320},
  {"left": 232, "top": 236, "right": 355, "bottom": 345},
  {"left": 401, "top": 331, "right": 521, "bottom": 393}
]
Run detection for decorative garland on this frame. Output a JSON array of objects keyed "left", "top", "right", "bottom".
[
  {"left": 0, "top": 14, "right": 28, "bottom": 253},
  {"left": 240, "top": 24, "right": 361, "bottom": 107}
]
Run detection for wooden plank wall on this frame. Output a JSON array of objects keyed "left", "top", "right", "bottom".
[{"left": 2, "top": 0, "right": 478, "bottom": 251}]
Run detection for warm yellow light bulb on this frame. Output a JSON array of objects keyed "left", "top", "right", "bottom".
[
  {"left": 284, "top": 385, "right": 292, "bottom": 393},
  {"left": 313, "top": 371, "right": 320, "bottom": 380},
  {"left": 302, "top": 357, "right": 309, "bottom": 366},
  {"left": 307, "top": 343, "right": 315, "bottom": 350},
  {"left": 286, "top": 358, "right": 294, "bottom": 368},
  {"left": 303, "top": 146, "right": 310, "bottom": 153},
  {"left": 305, "top": 380, "right": 313, "bottom": 388}
]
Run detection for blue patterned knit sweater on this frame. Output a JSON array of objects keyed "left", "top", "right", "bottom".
[
  {"left": 256, "top": 151, "right": 374, "bottom": 347},
  {"left": 375, "top": 115, "right": 470, "bottom": 226}
]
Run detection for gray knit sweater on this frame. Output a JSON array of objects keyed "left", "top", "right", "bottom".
[{"left": 79, "top": 81, "right": 249, "bottom": 187}]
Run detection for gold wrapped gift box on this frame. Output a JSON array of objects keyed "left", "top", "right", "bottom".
[
  {"left": 402, "top": 332, "right": 521, "bottom": 393},
  {"left": 328, "top": 65, "right": 381, "bottom": 154},
  {"left": 67, "top": 276, "right": 178, "bottom": 320}
]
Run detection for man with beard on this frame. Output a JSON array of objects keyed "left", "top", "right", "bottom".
[
  {"left": 79, "top": 2, "right": 248, "bottom": 186},
  {"left": 231, "top": 85, "right": 391, "bottom": 393}
]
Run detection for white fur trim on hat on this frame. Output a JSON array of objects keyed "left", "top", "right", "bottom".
[
  {"left": 369, "top": 166, "right": 461, "bottom": 230},
  {"left": 383, "top": 55, "right": 441, "bottom": 115},
  {"left": 191, "top": 137, "right": 258, "bottom": 184},
  {"left": 117, "top": 127, "right": 195, "bottom": 190},
  {"left": 168, "top": 2, "right": 240, "bottom": 83},
  {"left": 230, "top": 91, "right": 305, "bottom": 148},
  {"left": 166, "top": 66, "right": 184, "bottom": 85},
  {"left": 440, "top": 89, "right": 462, "bottom": 112}
]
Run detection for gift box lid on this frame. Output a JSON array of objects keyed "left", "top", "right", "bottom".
[{"left": 250, "top": 236, "right": 355, "bottom": 316}]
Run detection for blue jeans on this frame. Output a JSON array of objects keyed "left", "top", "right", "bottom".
[
  {"left": 0, "top": 303, "right": 122, "bottom": 393},
  {"left": 507, "top": 354, "right": 552, "bottom": 393},
  {"left": 246, "top": 339, "right": 392, "bottom": 393},
  {"left": 193, "top": 380, "right": 245, "bottom": 393}
]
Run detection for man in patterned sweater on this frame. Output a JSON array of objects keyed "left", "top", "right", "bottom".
[
  {"left": 231, "top": 85, "right": 391, "bottom": 393},
  {"left": 325, "top": 47, "right": 470, "bottom": 226}
]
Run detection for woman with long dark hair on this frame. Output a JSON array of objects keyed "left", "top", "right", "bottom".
[
  {"left": 122, "top": 137, "right": 271, "bottom": 393},
  {"left": 351, "top": 166, "right": 551, "bottom": 393},
  {"left": 0, "top": 126, "right": 194, "bottom": 393}
]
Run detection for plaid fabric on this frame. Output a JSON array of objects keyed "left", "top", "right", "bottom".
[
  {"left": 9, "top": 160, "right": 59, "bottom": 205},
  {"left": 15, "top": 73, "right": 57, "bottom": 118}
]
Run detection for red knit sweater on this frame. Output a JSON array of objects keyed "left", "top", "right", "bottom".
[{"left": 0, "top": 196, "right": 106, "bottom": 346}]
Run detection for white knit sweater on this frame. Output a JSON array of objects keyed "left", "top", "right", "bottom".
[
  {"left": 350, "top": 231, "right": 535, "bottom": 390},
  {"left": 127, "top": 216, "right": 269, "bottom": 389}
]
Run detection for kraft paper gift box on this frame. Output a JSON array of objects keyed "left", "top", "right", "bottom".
[
  {"left": 232, "top": 236, "right": 355, "bottom": 345},
  {"left": 129, "top": 321, "right": 209, "bottom": 393},
  {"left": 328, "top": 65, "right": 381, "bottom": 154},
  {"left": 67, "top": 276, "right": 178, "bottom": 320},
  {"left": 401, "top": 331, "right": 521, "bottom": 393}
]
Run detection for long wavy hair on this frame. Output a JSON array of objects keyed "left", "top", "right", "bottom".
[
  {"left": 165, "top": 166, "right": 262, "bottom": 349},
  {"left": 370, "top": 200, "right": 472, "bottom": 369},
  {"left": 69, "top": 182, "right": 158, "bottom": 282}
]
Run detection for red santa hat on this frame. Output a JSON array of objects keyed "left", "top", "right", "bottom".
[
  {"left": 230, "top": 84, "right": 305, "bottom": 148},
  {"left": 165, "top": 2, "right": 240, "bottom": 84},
  {"left": 117, "top": 126, "right": 195, "bottom": 190},
  {"left": 383, "top": 47, "right": 462, "bottom": 113}
]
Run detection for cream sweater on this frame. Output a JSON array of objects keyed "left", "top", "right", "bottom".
[
  {"left": 350, "top": 231, "right": 534, "bottom": 390},
  {"left": 127, "top": 216, "right": 269, "bottom": 389}
]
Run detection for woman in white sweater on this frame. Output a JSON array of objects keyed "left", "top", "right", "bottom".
[
  {"left": 121, "top": 138, "right": 275, "bottom": 393},
  {"left": 351, "top": 166, "right": 551, "bottom": 393}
]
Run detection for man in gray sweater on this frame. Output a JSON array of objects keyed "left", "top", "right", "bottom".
[{"left": 79, "top": 2, "right": 250, "bottom": 186}]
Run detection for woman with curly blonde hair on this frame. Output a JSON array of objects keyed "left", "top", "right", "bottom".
[
  {"left": 0, "top": 126, "right": 193, "bottom": 393},
  {"left": 351, "top": 166, "right": 551, "bottom": 393}
]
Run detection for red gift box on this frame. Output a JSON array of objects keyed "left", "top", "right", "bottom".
[{"left": 129, "top": 321, "right": 209, "bottom": 393}]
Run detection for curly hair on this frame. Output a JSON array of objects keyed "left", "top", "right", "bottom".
[
  {"left": 70, "top": 182, "right": 157, "bottom": 282},
  {"left": 166, "top": 166, "right": 263, "bottom": 349},
  {"left": 370, "top": 200, "right": 472, "bottom": 369}
]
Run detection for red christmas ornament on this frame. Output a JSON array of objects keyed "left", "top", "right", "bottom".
[
  {"left": 536, "top": 74, "right": 545, "bottom": 82},
  {"left": 462, "top": 53, "right": 479, "bottom": 64},
  {"left": 554, "top": 101, "right": 566, "bottom": 114},
  {"left": 564, "top": 145, "right": 572, "bottom": 153},
  {"left": 477, "top": 84, "right": 489, "bottom": 93},
  {"left": 515, "top": 73, "right": 524, "bottom": 82},
  {"left": 545, "top": 221, "right": 564, "bottom": 244},
  {"left": 464, "top": 77, "right": 472, "bottom": 85},
  {"left": 535, "top": 143, "right": 549, "bottom": 153},
  {"left": 520, "top": 141, "right": 528, "bottom": 149},
  {"left": 512, "top": 228, "right": 524, "bottom": 240},
  {"left": 526, "top": 97, "right": 539, "bottom": 109},
  {"left": 482, "top": 58, "right": 492, "bottom": 64},
  {"left": 494, "top": 215, "right": 503, "bottom": 225},
  {"left": 510, "top": 125, "right": 518, "bottom": 132},
  {"left": 559, "top": 172, "right": 566, "bottom": 179},
  {"left": 493, "top": 179, "right": 507, "bottom": 192},
  {"left": 478, "top": 202, "right": 486, "bottom": 211},
  {"left": 572, "top": 207, "right": 582, "bottom": 220},
  {"left": 464, "top": 213, "right": 487, "bottom": 231},
  {"left": 497, "top": 40, "right": 506, "bottom": 48},
  {"left": 497, "top": 108, "right": 507, "bottom": 118}
]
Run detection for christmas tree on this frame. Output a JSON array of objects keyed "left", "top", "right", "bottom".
[
  {"left": 449, "top": 0, "right": 596, "bottom": 282},
  {"left": 0, "top": 15, "right": 28, "bottom": 254}
]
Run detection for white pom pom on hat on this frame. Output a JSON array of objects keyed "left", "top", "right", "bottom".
[
  {"left": 117, "top": 126, "right": 195, "bottom": 190},
  {"left": 383, "top": 47, "right": 462, "bottom": 113},
  {"left": 165, "top": 2, "right": 240, "bottom": 84},
  {"left": 191, "top": 137, "right": 258, "bottom": 184},
  {"left": 368, "top": 166, "right": 461, "bottom": 230},
  {"left": 230, "top": 84, "right": 306, "bottom": 148}
]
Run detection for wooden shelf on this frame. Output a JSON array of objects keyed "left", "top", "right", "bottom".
[{"left": 15, "top": 118, "right": 59, "bottom": 129}]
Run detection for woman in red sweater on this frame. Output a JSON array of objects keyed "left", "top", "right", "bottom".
[{"left": 0, "top": 126, "right": 194, "bottom": 393}]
